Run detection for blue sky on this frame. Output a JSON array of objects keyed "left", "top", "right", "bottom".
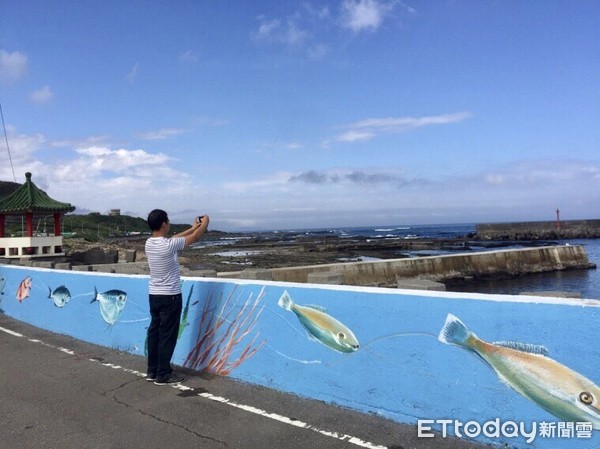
[{"left": 1, "top": 1, "right": 599, "bottom": 231}]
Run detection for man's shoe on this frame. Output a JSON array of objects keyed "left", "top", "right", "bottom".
[
  {"left": 146, "top": 374, "right": 157, "bottom": 382},
  {"left": 154, "top": 373, "right": 185, "bottom": 385}
]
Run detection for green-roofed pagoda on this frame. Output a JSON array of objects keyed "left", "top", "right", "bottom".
[{"left": 0, "top": 172, "right": 75, "bottom": 258}]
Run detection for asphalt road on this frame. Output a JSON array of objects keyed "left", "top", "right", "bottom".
[{"left": 0, "top": 314, "right": 490, "bottom": 449}]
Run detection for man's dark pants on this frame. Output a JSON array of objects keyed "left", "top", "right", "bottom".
[{"left": 147, "top": 293, "right": 182, "bottom": 380}]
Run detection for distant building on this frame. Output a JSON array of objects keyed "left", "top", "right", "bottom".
[{"left": 109, "top": 209, "right": 121, "bottom": 216}]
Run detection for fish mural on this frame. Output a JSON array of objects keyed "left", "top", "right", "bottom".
[
  {"left": 48, "top": 285, "right": 71, "bottom": 308},
  {"left": 90, "top": 287, "right": 127, "bottom": 325},
  {"left": 278, "top": 290, "right": 359, "bottom": 353},
  {"left": 439, "top": 313, "right": 600, "bottom": 429},
  {"left": 16, "top": 276, "right": 32, "bottom": 302}
]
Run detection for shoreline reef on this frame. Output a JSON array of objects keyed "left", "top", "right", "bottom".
[{"left": 62, "top": 230, "right": 571, "bottom": 275}]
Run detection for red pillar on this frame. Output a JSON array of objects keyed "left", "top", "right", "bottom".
[
  {"left": 26, "top": 213, "right": 34, "bottom": 237},
  {"left": 54, "top": 213, "right": 62, "bottom": 236},
  {"left": 0, "top": 214, "right": 4, "bottom": 238}
]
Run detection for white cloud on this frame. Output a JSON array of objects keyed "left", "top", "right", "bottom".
[
  {"left": 51, "top": 135, "right": 111, "bottom": 148},
  {"left": 46, "top": 145, "right": 195, "bottom": 216},
  {"left": 135, "top": 128, "right": 186, "bottom": 140},
  {"left": 253, "top": 16, "right": 310, "bottom": 48},
  {"left": 209, "top": 159, "right": 600, "bottom": 230},
  {"left": 326, "top": 112, "right": 472, "bottom": 146},
  {"left": 302, "top": 4, "right": 331, "bottom": 20},
  {"left": 335, "top": 130, "right": 374, "bottom": 143},
  {"left": 480, "top": 160, "right": 600, "bottom": 188},
  {"left": 252, "top": 1, "right": 410, "bottom": 59},
  {"left": 4, "top": 127, "right": 599, "bottom": 231},
  {"left": 306, "top": 43, "right": 329, "bottom": 60},
  {"left": 255, "top": 17, "right": 281, "bottom": 40},
  {"left": 222, "top": 171, "right": 294, "bottom": 193},
  {"left": 347, "top": 112, "right": 472, "bottom": 132},
  {"left": 180, "top": 50, "right": 199, "bottom": 63},
  {"left": 72, "top": 146, "right": 171, "bottom": 173},
  {"left": 0, "top": 50, "right": 28, "bottom": 84},
  {"left": 484, "top": 174, "right": 505, "bottom": 185},
  {"left": 285, "top": 142, "right": 303, "bottom": 150},
  {"left": 340, "top": 0, "right": 396, "bottom": 32},
  {"left": 29, "top": 85, "right": 54, "bottom": 104},
  {"left": 125, "top": 62, "right": 139, "bottom": 82},
  {"left": 0, "top": 129, "right": 198, "bottom": 218},
  {"left": 258, "top": 140, "right": 304, "bottom": 152},
  {"left": 0, "top": 128, "right": 46, "bottom": 181},
  {"left": 191, "top": 117, "right": 229, "bottom": 127}
]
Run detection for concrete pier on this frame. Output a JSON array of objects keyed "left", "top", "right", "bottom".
[
  {"left": 218, "top": 245, "right": 596, "bottom": 287},
  {"left": 476, "top": 219, "right": 600, "bottom": 240}
]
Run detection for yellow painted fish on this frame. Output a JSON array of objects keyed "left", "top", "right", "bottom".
[
  {"left": 278, "top": 290, "right": 359, "bottom": 353},
  {"left": 439, "top": 313, "right": 600, "bottom": 428}
]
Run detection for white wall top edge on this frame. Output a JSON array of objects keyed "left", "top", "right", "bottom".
[{"left": 2, "top": 263, "right": 597, "bottom": 308}]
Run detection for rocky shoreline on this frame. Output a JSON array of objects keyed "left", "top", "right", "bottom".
[{"left": 62, "top": 231, "right": 557, "bottom": 275}]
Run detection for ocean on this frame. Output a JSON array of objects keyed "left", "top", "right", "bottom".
[{"left": 243, "top": 223, "right": 600, "bottom": 300}]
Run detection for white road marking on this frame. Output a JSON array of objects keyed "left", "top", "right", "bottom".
[
  {"left": 0, "top": 324, "right": 387, "bottom": 449},
  {"left": 0, "top": 325, "right": 23, "bottom": 337}
]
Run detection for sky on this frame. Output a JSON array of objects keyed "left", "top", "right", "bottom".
[{"left": 1, "top": 1, "right": 599, "bottom": 231}]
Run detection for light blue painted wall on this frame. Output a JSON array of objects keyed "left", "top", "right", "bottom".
[{"left": 1, "top": 264, "right": 599, "bottom": 449}]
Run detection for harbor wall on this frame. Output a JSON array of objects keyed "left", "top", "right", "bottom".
[
  {"left": 1, "top": 264, "right": 599, "bottom": 448},
  {"left": 476, "top": 220, "right": 600, "bottom": 240},
  {"left": 219, "top": 245, "right": 595, "bottom": 287}
]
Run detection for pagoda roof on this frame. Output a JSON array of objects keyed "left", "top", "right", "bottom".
[{"left": 0, "top": 172, "right": 76, "bottom": 215}]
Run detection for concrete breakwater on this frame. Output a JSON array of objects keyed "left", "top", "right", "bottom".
[
  {"left": 219, "top": 245, "right": 596, "bottom": 288},
  {"left": 6, "top": 244, "right": 596, "bottom": 290},
  {"left": 476, "top": 219, "right": 600, "bottom": 240}
]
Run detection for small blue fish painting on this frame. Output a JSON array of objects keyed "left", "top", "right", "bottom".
[
  {"left": 48, "top": 285, "right": 71, "bottom": 308},
  {"left": 278, "top": 290, "right": 359, "bottom": 353},
  {"left": 90, "top": 287, "right": 127, "bottom": 325}
]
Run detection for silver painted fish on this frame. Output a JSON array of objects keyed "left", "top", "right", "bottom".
[
  {"left": 91, "top": 287, "right": 127, "bottom": 325},
  {"left": 48, "top": 285, "right": 71, "bottom": 308},
  {"left": 278, "top": 290, "right": 359, "bottom": 353},
  {"left": 439, "top": 313, "right": 600, "bottom": 428}
]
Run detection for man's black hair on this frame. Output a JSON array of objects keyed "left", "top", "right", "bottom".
[{"left": 147, "top": 209, "right": 168, "bottom": 231}]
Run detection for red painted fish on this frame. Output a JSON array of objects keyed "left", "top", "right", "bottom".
[{"left": 16, "top": 276, "right": 32, "bottom": 302}]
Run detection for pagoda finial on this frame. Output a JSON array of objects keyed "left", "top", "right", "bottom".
[{"left": 25, "top": 172, "right": 32, "bottom": 180}]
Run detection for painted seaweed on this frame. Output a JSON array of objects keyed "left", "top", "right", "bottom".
[{"left": 184, "top": 286, "right": 266, "bottom": 376}]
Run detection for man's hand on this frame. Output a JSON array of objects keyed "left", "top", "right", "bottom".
[{"left": 184, "top": 214, "right": 209, "bottom": 247}]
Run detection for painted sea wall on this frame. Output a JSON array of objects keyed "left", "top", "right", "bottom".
[{"left": 1, "top": 264, "right": 599, "bottom": 449}]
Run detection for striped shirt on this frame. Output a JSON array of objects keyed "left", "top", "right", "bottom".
[{"left": 145, "top": 236, "right": 186, "bottom": 295}]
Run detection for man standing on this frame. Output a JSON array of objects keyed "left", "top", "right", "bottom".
[{"left": 145, "top": 210, "right": 209, "bottom": 385}]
